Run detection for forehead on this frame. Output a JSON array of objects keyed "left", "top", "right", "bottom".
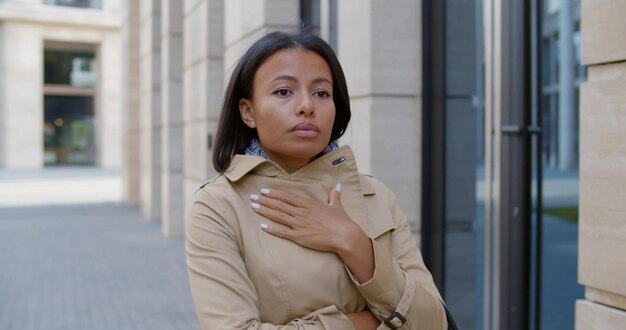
[{"left": 255, "top": 48, "right": 332, "bottom": 81}]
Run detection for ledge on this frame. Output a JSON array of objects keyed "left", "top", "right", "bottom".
[{"left": 0, "top": 2, "right": 121, "bottom": 30}]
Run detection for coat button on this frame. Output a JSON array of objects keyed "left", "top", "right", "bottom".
[{"left": 332, "top": 157, "right": 346, "bottom": 166}]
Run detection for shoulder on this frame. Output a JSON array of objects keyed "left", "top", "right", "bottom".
[
  {"left": 192, "top": 174, "right": 238, "bottom": 216},
  {"left": 359, "top": 174, "right": 396, "bottom": 200}
]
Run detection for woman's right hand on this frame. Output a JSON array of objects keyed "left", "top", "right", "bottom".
[{"left": 346, "top": 310, "right": 380, "bottom": 330}]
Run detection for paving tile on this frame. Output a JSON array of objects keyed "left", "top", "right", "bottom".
[{"left": 0, "top": 202, "right": 199, "bottom": 330}]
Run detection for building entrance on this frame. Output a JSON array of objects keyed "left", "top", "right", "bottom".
[{"left": 422, "top": 1, "right": 584, "bottom": 329}]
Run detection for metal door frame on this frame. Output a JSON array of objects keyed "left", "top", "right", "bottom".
[{"left": 422, "top": 0, "right": 534, "bottom": 329}]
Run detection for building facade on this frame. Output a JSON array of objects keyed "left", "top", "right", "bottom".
[
  {"left": 0, "top": 0, "right": 123, "bottom": 169},
  {"left": 576, "top": 0, "right": 626, "bottom": 327},
  {"left": 119, "top": 0, "right": 625, "bottom": 329}
]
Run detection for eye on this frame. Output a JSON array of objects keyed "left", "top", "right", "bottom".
[
  {"left": 273, "top": 89, "right": 291, "bottom": 97},
  {"left": 314, "top": 90, "right": 331, "bottom": 98}
]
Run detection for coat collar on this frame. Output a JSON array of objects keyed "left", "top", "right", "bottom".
[{"left": 223, "top": 145, "right": 375, "bottom": 195}]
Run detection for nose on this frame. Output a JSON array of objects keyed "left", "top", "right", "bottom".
[{"left": 296, "top": 93, "right": 314, "bottom": 117}]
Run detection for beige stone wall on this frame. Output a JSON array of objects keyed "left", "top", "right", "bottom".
[
  {"left": 138, "top": 0, "right": 161, "bottom": 221},
  {"left": 182, "top": 0, "right": 224, "bottom": 226},
  {"left": 577, "top": 0, "right": 626, "bottom": 328},
  {"left": 0, "top": 1, "right": 122, "bottom": 169},
  {"left": 122, "top": 0, "right": 141, "bottom": 205},
  {"left": 0, "top": 22, "right": 42, "bottom": 169},
  {"left": 0, "top": 23, "right": 4, "bottom": 167},
  {"left": 338, "top": 0, "right": 423, "bottom": 237},
  {"left": 160, "top": 0, "right": 184, "bottom": 238}
]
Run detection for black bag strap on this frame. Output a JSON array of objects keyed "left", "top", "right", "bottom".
[{"left": 443, "top": 304, "right": 459, "bottom": 330}]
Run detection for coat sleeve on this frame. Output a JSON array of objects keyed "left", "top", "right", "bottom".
[
  {"left": 186, "top": 189, "right": 355, "bottom": 330},
  {"left": 345, "top": 180, "right": 448, "bottom": 330}
]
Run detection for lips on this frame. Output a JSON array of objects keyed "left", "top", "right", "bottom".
[{"left": 290, "top": 123, "right": 320, "bottom": 137}]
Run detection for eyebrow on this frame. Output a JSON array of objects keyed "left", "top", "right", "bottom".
[{"left": 270, "top": 75, "right": 332, "bottom": 85}]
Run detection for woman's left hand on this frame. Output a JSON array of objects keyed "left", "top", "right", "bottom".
[{"left": 250, "top": 183, "right": 375, "bottom": 283}]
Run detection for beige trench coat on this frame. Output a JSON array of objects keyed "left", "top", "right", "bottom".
[{"left": 186, "top": 146, "right": 447, "bottom": 329}]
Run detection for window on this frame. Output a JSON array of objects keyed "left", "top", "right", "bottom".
[
  {"left": 43, "top": 44, "right": 97, "bottom": 166},
  {"left": 44, "top": 0, "right": 101, "bottom": 9},
  {"left": 299, "top": 0, "right": 338, "bottom": 50},
  {"left": 44, "top": 50, "right": 96, "bottom": 88}
]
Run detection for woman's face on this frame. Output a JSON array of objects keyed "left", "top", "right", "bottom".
[{"left": 239, "top": 48, "right": 336, "bottom": 173}]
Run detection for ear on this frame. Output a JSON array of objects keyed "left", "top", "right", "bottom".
[{"left": 239, "top": 99, "right": 256, "bottom": 129}]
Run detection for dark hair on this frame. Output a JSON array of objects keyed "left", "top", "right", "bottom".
[{"left": 212, "top": 31, "right": 351, "bottom": 172}]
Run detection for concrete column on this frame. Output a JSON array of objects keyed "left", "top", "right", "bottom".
[
  {"left": 139, "top": 0, "right": 162, "bottom": 221},
  {"left": 122, "top": 0, "right": 141, "bottom": 205},
  {"left": 0, "top": 23, "right": 42, "bottom": 169},
  {"left": 0, "top": 24, "right": 5, "bottom": 167},
  {"left": 558, "top": 0, "right": 576, "bottom": 171},
  {"left": 338, "top": 0, "right": 423, "bottom": 234},
  {"left": 98, "top": 31, "right": 123, "bottom": 168},
  {"left": 161, "top": 0, "right": 185, "bottom": 238},
  {"left": 320, "top": 0, "right": 330, "bottom": 42},
  {"left": 182, "top": 0, "right": 224, "bottom": 221}
]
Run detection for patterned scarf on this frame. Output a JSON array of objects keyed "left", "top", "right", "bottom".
[{"left": 244, "top": 138, "right": 339, "bottom": 159}]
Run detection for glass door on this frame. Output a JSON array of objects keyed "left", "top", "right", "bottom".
[
  {"left": 422, "top": 0, "right": 490, "bottom": 329},
  {"left": 423, "top": 0, "right": 586, "bottom": 329},
  {"left": 423, "top": 1, "right": 537, "bottom": 329},
  {"left": 530, "top": 0, "right": 585, "bottom": 329}
]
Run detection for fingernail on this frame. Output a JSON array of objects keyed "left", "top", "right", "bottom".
[
  {"left": 250, "top": 202, "right": 261, "bottom": 210},
  {"left": 250, "top": 194, "right": 260, "bottom": 201},
  {"left": 260, "top": 223, "right": 269, "bottom": 230},
  {"left": 260, "top": 188, "right": 270, "bottom": 195},
  {"left": 335, "top": 183, "right": 342, "bottom": 193}
]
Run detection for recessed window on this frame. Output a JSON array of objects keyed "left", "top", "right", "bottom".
[
  {"left": 44, "top": 49, "right": 96, "bottom": 88},
  {"left": 44, "top": 95, "right": 95, "bottom": 166},
  {"left": 44, "top": 0, "right": 101, "bottom": 9}
]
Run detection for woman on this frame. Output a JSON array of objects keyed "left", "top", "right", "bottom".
[{"left": 186, "top": 31, "right": 448, "bottom": 329}]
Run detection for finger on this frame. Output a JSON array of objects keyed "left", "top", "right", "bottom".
[
  {"left": 251, "top": 202, "right": 298, "bottom": 227},
  {"left": 328, "top": 183, "right": 342, "bottom": 207},
  {"left": 260, "top": 188, "right": 305, "bottom": 207},
  {"left": 251, "top": 193, "right": 300, "bottom": 217},
  {"left": 260, "top": 223, "right": 296, "bottom": 240}
]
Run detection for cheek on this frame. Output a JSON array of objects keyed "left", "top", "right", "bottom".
[{"left": 326, "top": 106, "right": 337, "bottom": 126}]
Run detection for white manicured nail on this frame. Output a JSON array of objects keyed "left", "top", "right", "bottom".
[
  {"left": 260, "top": 223, "right": 269, "bottom": 230},
  {"left": 251, "top": 202, "right": 261, "bottom": 210},
  {"left": 335, "top": 183, "right": 342, "bottom": 193},
  {"left": 250, "top": 194, "right": 260, "bottom": 201},
  {"left": 260, "top": 188, "right": 270, "bottom": 195}
]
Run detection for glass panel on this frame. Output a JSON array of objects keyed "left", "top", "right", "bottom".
[
  {"left": 299, "top": 0, "right": 338, "bottom": 50},
  {"left": 44, "top": 95, "right": 95, "bottom": 166},
  {"left": 534, "top": 0, "right": 585, "bottom": 329},
  {"left": 443, "top": 0, "right": 486, "bottom": 328},
  {"left": 44, "top": 49, "right": 96, "bottom": 87},
  {"left": 44, "top": 0, "right": 101, "bottom": 9},
  {"left": 299, "top": 0, "right": 321, "bottom": 33}
]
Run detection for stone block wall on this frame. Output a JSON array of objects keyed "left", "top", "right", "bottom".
[
  {"left": 338, "top": 0, "right": 423, "bottom": 235},
  {"left": 0, "top": 1, "right": 122, "bottom": 169},
  {"left": 576, "top": 0, "right": 626, "bottom": 328}
]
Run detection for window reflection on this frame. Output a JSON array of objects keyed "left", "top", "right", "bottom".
[
  {"left": 44, "top": 50, "right": 97, "bottom": 88},
  {"left": 43, "top": 96, "right": 95, "bottom": 166},
  {"left": 44, "top": 0, "right": 101, "bottom": 9}
]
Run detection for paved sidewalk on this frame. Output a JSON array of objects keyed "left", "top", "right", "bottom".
[{"left": 0, "top": 168, "right": 199, "bottom": 330}]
